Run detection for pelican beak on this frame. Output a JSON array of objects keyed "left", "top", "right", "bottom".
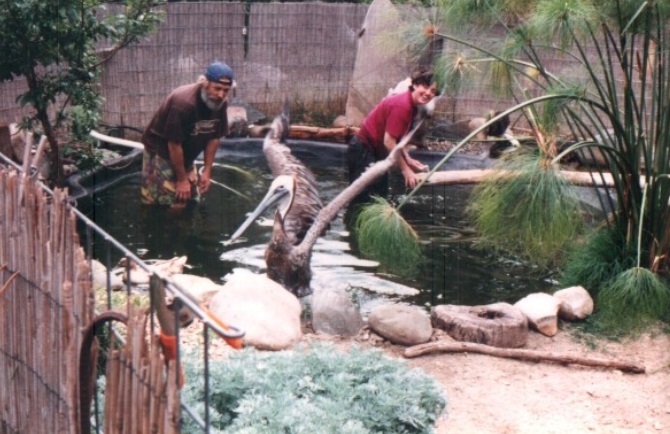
[{"left": 225, "top": 185, "right": 290, "bottom": 244}]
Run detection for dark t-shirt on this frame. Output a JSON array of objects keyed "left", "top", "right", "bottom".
[
  {"left": 356, "top": 90, "right": 415, "bottom": 159},
  {"left": 142, "top": 83, "right": 228, "bottom": 169}
]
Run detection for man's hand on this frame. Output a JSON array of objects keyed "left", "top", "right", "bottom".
[
  {"left": 175, "top": 178, "right": 192, "bottom": 201},
  {"left": 402, "top": 148, "right": 428, "bottom": 172},
  {"left": 198, "top": 171, "right": 212, "bottom": 194}
]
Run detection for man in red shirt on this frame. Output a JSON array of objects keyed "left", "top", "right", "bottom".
[
  {"left": 141, "top": 61, "right": 233, "bottom": 208},
  {"left": 347, "top": 66, "right": 437, "bottom": 206}
]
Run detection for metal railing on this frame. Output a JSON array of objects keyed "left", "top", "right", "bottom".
[{"left": 0, "top": 149, "right": 244, "bottom": 433}]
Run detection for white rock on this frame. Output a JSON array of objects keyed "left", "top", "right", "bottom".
[
  {"left": 169, "top": 273, "right": 223, "bottom": 305},
  {"left": 514, "top": 293, "right": 561, "bottom": 337},
  {"left": 209, "top": 269, "right": 302, "bottom": 350},
  {"left": 553, "top": 286, "right": 594, "bottom": 321},
  {"left": 90, "top": 259, "right": 124, "bottom": 291}
]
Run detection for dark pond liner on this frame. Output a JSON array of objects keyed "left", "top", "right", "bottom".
[
  {"left": 65, "top": 146, "right": 143, "bottom": 201},
  {"left": 67, "top": 137, "right": 494, "bottom": 201}
]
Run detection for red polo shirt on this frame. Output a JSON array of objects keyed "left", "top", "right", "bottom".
[{"left": 356, "top": 90, "right": 415, "bottom": 159}]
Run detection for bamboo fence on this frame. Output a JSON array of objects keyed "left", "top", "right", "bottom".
[
  {"left": 0, "top": 167, "right": 180, "bottom": 433},
  {"left": 0, "top": 2, "right": 564, "bottom": 132},
  {"left": 0, "top": 167, "right": 94, "bottom": 433},
  {"left": 99, "top": 309, "right": 181, "bottom": 434}
]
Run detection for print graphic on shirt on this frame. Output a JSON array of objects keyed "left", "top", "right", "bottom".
[{"left": 192, "top": 119, "right": 219, "bottom": 136}]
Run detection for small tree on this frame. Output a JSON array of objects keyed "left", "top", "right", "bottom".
[{"left": 0, "top": 0, "right": 164, "bottom": 185}]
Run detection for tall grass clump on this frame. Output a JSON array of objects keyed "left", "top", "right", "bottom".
[
  {"left": 597, "top": 267, "right": 670, "bottom": 333},
  {"left": 466, "top": 150, "right": 583, "bottom": 266},
  {"left": 560, "top": 225, "right": 635, "bottom": 297},
  {"left": 353, "top": 196, "right": 422, "bottom": 277},
  {"left": 181, "top": 344, "right": 447, "bottom": 434},
  {"left": 596, "top": 185, "right": 670, "bottom": 332}
]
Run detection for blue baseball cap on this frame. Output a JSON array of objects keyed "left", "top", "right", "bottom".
[{"left": 205, "top": 61, "right": 234, "bottom": 85}]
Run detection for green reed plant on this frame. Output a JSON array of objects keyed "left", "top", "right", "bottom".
[
  {"left": 353, "top": 196, "right": 422, "bottom": 277},
  {"left": 597, "top": 185, "right": 670, "bottom": 331},
  {"left": 436, "top": 0, "right": 670, "bottom": 330},
  {"left": 466, "top": 150, "right": 583, "bottom": 266},
  {"left": 356, "top": 0, "right": 670, "bottom": 332}
]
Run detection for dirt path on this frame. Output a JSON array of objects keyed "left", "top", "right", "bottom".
[
  {"left": 388, "top": 330, "right": 670, "bottom": 434},
  {"left": 191, "top": 320, "right": 669, "bottom": 434}
]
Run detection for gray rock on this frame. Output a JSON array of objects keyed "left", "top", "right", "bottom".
[
  {"left": 90, "top": 259, "right": 124, "bottom": 292},
  {"left": 311, "top": 287, "right": 364, "bottom": 336},
  {"left": 369, "top": 304, "right": 433, "bottom": 346}
]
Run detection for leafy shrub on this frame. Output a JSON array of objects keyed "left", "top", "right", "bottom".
[{"left": 181, "top": 343, "right": 447, "bottom": 433}]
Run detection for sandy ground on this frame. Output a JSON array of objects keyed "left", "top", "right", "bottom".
[
  {"left": 188, "top": 317, "right": 670, "bottom": 434},
  {"left": 380, "top": 329, "right": 670, "bottom": 434}
]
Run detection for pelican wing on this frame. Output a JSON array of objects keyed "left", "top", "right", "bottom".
[{"left": 263, "top": 110, "right": 323, "bottom": 245}]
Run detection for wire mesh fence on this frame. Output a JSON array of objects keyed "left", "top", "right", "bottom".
[
  {"left": 0, "top": 150, "right": 244, "bottom": 433},
  {"left": 0, "top": 2, "right": 541, "bottom": 135}
]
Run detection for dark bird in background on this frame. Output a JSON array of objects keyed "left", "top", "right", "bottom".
[{"left": 226, "top": 103, "right": 425, "bottom": 297}]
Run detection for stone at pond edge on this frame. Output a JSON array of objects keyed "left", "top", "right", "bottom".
[
  {"left": 553, "top": 286, "right": 594, "bottom": 321},
  {"left": 311, "top": 287, "right": 364, "bottom": 337},
  {"left": 91, "top": 259, "right": 124, "bottom": 292},
  {"left": 209, "top": 269, "right": 302, "bottom": 351},
  {"left": 369, "top": 304, "right": 433, "bottom": 346},
  {"left": 514, "top": 293, "right": 561, "bottom": 337},
  {"left": 169, "top": 273, "right": 223, "bottom": 305},
  {"left": 431, "top": 303, "right": 528, "bottom": 348}
]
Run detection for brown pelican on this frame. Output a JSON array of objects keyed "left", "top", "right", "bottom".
[{"left": 227, "top": 105, "right": 425, "bottom": 297}]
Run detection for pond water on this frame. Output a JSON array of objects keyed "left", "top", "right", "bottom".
[{"left": 77, "top": 139, "right": 556, "bottom": 311}]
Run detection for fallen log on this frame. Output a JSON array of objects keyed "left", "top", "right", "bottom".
[
  {"left": 416, "top": 169, "right": 619, "bottom": 187},
  {"left": 403, "top": 340, "right": 645, "bottom": 374},
  {"left": 248, "top": 124, "right": 359, "bottom": 143},
  {"left": 288, "top": 125, "right": 358, "bottom": 143}
]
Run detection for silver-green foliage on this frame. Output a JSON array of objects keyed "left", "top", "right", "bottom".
[{"left": 181, "top": 344, "right": 447, "bottom": 434}]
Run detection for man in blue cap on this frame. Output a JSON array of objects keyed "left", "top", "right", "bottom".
[{"left": 140, "top": 61, "right": 235, "bottom": 208}]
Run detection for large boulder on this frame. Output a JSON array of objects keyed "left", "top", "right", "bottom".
[
  {"left": 209, "top": 269, "right": 302, "bottom": 351},
  {"left": 170, "top": 273, "right": 223, "bottom": 306},
  {"left": 369, "top": 303, "right": 433, "bottom": 346},
  {"left": 431, "top": 303, "right": 528, "bottom": 348}
]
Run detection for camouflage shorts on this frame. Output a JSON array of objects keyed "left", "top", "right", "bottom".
[{"left": 140, "top": 150, "right": 197, "bottom": 206}]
